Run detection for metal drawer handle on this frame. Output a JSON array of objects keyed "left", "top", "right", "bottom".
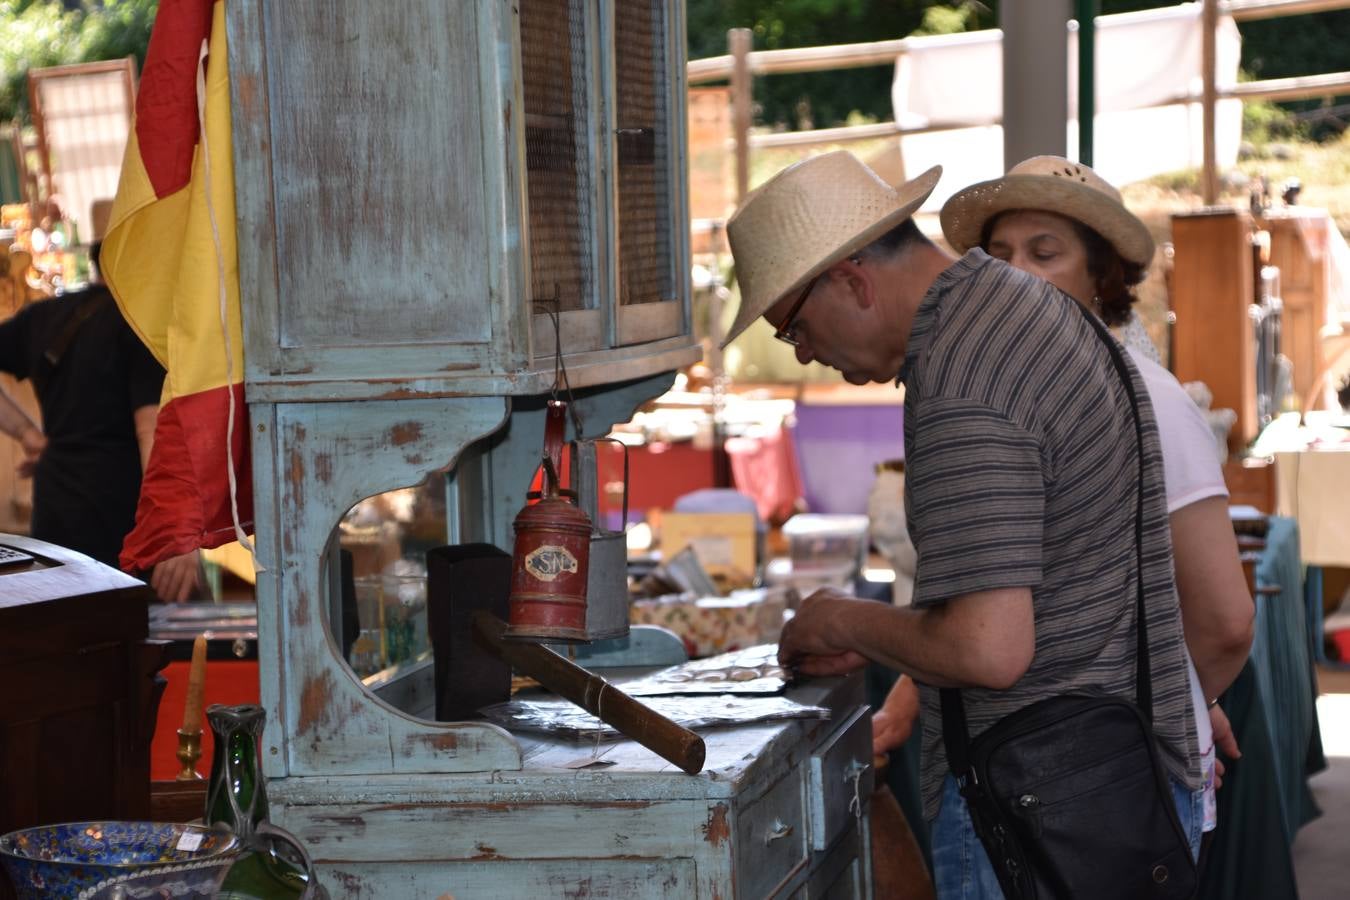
[
  {"left": 845, "top": 760, "right": 871, "bottom": 821},
  {"left": 764, "top": 819, "right": 794, "bottom": 845}
]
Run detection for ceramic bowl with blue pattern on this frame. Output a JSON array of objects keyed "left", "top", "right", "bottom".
[{"left": 0, "top": 821, "right": 238, "bottom": 900}]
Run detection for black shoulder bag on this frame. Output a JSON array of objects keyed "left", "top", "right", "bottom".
[{"left": 938, "top": 304, "right": 1198, "bottom": 900}]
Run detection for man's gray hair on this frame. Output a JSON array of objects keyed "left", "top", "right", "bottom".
[{"left": 858, "top": 216, "right": 925, "bottom": 261}]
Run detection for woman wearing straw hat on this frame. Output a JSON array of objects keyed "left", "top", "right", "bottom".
[{"left": 727, "top": 150, "right": 1201, "bottom": 899}]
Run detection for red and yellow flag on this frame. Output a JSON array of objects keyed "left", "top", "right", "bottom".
[{"left": 102, "top": 0, "right": 252, "bottom": 571}]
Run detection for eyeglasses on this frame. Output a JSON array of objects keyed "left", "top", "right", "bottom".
[
  {"left": 773, "top": 273, "right": 822, "bottom": 347},
  {"left": 772, "top": 255, "right": 863, "bottom": 347}
]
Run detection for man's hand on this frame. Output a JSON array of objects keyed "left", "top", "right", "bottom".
[
  {"left": 873, "top": 675, "right": 920, "bottom": 756},
  {"left": 1210, "top": 702, "right": 1239, "bottom": 789},
  {"left": 777, "top": 588, "right": 869, "bottom": 677},
  {"left": 16, "top": 425, "right": 45, "bottom": 478},
  {"left": 151, "top": 551, "right": 203, "bottom": 603}
]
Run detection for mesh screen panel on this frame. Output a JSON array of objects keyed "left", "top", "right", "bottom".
[
  {"left": 520, "top": 0, "right": 591, "bottom": 312},
  {"left": 615, "top": 2, "right": 674, "bottom": 306}
]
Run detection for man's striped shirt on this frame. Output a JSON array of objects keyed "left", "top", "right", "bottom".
[{"left": 901, "top": 249, "right": 1200, "bottom": 819}]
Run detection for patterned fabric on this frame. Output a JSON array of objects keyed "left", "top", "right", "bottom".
[
  {"left": 629, "top": 592, "right": 787, "bottom": 658},
  {"left": 1117, "top": 310, "right": 1162, "bottom": 365},
  {"left": 901, "top": 250, "right": 1199, "bottom": 819}
]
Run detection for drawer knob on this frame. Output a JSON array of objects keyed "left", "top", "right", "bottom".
[{"left": 764, "top": 819, "right": 794, "bottom": 845}]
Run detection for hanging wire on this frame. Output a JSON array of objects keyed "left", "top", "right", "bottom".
[{"left": 532, "top": 282, "right": 584, "bottom": 436}]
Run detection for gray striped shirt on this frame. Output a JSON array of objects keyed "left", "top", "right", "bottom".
[{"left": 902, "top": 250, "right": 1200, "bottom": 820}]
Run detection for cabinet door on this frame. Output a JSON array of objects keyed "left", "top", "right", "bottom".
[
  {"left": 611, "top": 0, "right": 690, "bottom": 347},
  {"left": 527, "top": 0, "right": 692, "bottom": 360},
  {"left": 230, "top": 0, "right": 524, "bottom": 388},
  {"left": 521, "top": 0, "right": 606, "bottom": 358}
]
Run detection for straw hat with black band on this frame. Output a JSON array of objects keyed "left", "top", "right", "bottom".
[
  {"left": 723, "top": 152, "right": 942, "bottom": 348},
  {"left": 939, "top": 156, "right": 1154, "bottom": 268}
]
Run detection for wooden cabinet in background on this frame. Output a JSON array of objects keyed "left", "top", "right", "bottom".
[
  {"left": 1257, "top": 209, "right": 1334, "bottom": 407},
  {"left": 1170, "top": 208, "right": 1258, "bottom": 455},
  {"left": 0, "top": 536, "right": 165, "bottom": 899}
]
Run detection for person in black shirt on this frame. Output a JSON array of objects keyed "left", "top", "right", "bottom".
[
  {"left": 0, "top": 274, "right": 164, "bottom": 570},
  {"left": 0, "top": 230, "right": 204, "bottom": 601}
]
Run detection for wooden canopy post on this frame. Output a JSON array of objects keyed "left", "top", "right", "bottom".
[
  {"left": 730, "top": 28, "right": 752, "bottom": 203},
  {"left": 1202, "top": 0, "right": 1220, "bottom": 205}
]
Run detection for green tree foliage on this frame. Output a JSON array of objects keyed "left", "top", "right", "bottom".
[
  {"left": 689, "top": 0, "right": 1349, "bottom": 139},
  {"left": 1236, "top": 10, "right": 1350, "bottom": 141},
  {"left": 0, "top": 0, "right": 159, "bottom": 124},
  {"left": 686, "top": 0, "right": 940, "bottom": 131}
]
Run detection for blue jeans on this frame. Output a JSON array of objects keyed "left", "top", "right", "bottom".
[{"left": 930, "top": 774, "right": 1204, "bottom": 899}]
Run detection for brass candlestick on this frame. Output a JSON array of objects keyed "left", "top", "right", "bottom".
[{"left": 175, "top": 727, "right": 204, "bottom": 781}]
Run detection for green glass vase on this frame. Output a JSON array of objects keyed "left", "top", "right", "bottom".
[{"left": 205, "top": 704, "right": 270, "bottom": 840}]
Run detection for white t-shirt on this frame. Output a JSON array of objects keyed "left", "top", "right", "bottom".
[
  {"left": 1131, "top": 351, "right": 1228, "bottom": 515},
  {"left": 1130, "top": 347, "right": 1228, "bottom": 831}
]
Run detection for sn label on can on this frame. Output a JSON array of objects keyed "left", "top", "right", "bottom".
[{"left": 524, "top": 544, "right": 579, "bottom": 581}]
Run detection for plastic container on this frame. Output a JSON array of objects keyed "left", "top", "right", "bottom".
[
  {"left": 763, "top": 557, "right": 855, "bottom": 596},
  {"left": 782, "top": 513, "right": 870, "bottom": 577}
]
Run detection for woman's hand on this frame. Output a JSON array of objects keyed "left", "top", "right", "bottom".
[
  {"left": 151, "top": 551, "right": 204, "bottom": 603},
  {"left": 1210, "top": 703, "right": 1239, "bottom": 789},
  {"left": 873, "top": 675, "right": 921, "bottom": 756}
]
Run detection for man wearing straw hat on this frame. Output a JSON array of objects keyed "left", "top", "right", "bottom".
[{"left": 724, "top": 151, "right": 1199, "bottom": 897}]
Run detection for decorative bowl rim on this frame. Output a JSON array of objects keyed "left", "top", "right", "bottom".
[{"left": 0, "top": 821, "right": 240, "bottom": 868}]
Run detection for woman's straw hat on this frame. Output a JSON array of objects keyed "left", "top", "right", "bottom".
[
  {"left": 723, "top": 152, "right": 941, "bottom": 347},
  {"left": 939, "top": 156, "right": 1154, "bottom": 267}
]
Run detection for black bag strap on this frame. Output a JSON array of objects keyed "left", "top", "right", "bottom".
[
  {"left": 37, "top": 290, "right": 105, "bottom": 384},
  {"left": 942, "top": 297, "right": 1152, "bottom": 780}
]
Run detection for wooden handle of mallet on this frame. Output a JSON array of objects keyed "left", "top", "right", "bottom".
[{"left": 473, "top": 612, "right": 706, "bottom": 774}]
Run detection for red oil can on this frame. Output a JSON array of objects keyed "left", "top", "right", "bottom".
[{"left": 505, "top": 400, "right": 592, "bottom": 642}]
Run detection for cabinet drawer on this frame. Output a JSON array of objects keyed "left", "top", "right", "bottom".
[
  {"left": 735, "top": 768, "right": 807, "bottom": 899},
  {"left": 807, "top": 824, "right": 868, "bottom": 900},
  {"left": 809, "top": 704, "right": 873, "bottom": 852}
]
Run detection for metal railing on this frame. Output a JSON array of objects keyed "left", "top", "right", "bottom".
[{"left": 690, "top": 0, "right": 1350, "bottom": 204}]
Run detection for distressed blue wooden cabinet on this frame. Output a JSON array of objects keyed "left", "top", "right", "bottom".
[
  {"left": 230, "top": 0, "right": 696, "bottom": 403},
  {"left": 228, "top": 1, "right": 873, "bottom": 897}
]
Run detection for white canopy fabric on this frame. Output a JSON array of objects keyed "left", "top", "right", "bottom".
[{"left": 892, "top": 3, "right": 1244, "bottom": 207}]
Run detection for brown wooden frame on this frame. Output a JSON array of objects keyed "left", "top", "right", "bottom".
[{"left": 26, "top": 57, "right": 137, "bottom": 226}]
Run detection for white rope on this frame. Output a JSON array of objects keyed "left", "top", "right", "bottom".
[
  {"left": 196, "top": 38, "right": 262, "bottom": 570},
  {"left": 847, "top": 764, "right": 865, "bottom": 821}
]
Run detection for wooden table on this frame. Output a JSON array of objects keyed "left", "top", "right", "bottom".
[{"left": 1252, "top": 412, "right": 1350, "bottom": 568}]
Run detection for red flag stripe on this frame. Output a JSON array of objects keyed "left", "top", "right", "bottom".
[
  {"left": 134, "top": 0, "right": 216, "bottom": 198},
  {"left": 119, "top": 382, "right": 253, "bottom": 572}
]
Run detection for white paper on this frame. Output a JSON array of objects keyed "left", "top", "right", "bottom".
[{"left": 175, "top": 831, "right": 205, "bottom": 852}]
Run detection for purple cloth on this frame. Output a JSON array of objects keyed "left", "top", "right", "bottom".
[{"left": 790, "top": 403, "right": 904, "bottom": 515}]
